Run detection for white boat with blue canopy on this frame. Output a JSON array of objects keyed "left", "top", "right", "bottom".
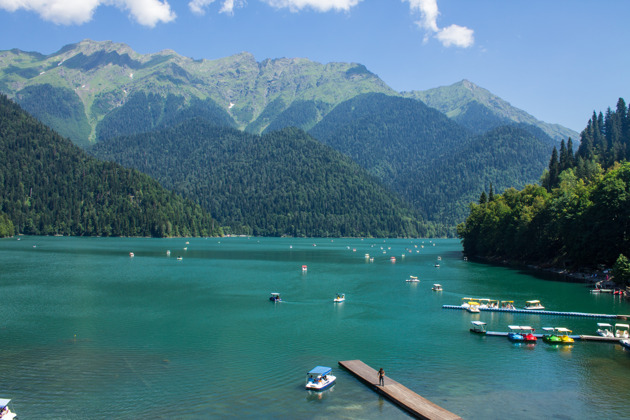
[
  {"left": 305, "top": 366, "right": 336, "bottom": 391},
  {"left": 0, "top": 399, "right": 16, "bottom": 420}
]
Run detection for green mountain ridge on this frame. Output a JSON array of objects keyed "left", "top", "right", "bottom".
[
  {"left": 403, "top": 80, "right": 578, "bottom": 142},
  {"left": 0, "top": 40, "right": 576, "bottom": 146}
]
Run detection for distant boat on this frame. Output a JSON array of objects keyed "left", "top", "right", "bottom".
[
  {"left": 334, "top": 293, "right": 345, "bottom": 303},
  {"left": 432, "top": 284, "right": 442, "bottom": 291},
  {"left": 302, "top": 265, "right": 307, "bottom": 272},
  {"left": 470, "top": 320, "right": 487, "bottom": 334},
  {"left": 176, "top": 256, "right": 183, "bottom": 261},
  {"left": 406, "top": 275, "right": 419, "bottom": 282},
  {"left": 269, "top": 292, "right": 282, "bottom": 302},
  {"left": 129, "top": 252, "right": 134, "bottom": 258},
  {"left": 596, "top": 323, "right": 614, "bottom": 337},
  {"left": 166, "top": 250, "right": 171, "bottom": 256},
  {"left": 523, "top": 300, "right": 545, "bottom": 310}
]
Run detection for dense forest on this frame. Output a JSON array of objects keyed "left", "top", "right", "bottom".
[
  {"left": 0, "top": 94, "right": 222, "bottom": 238},
  {"left": 309, "top": 93, "right": 555, "bottom": 230},
  {"left": 90, "top": 119, "right": 431, "bottom": 237},
  {"left": 458, "top": 98, "right": 630, "bottom": 269}
]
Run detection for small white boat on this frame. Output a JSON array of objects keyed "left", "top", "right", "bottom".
[
  {"left": 269, "top": 292, "right": 282, "bottom": 302},
  {"left": 615, "top": 323, "right": 630, "bottom": 338},
  {"left": 406, "top": 275, "right": 420, "bottom": 282},
  {"left": 129, "top": 252, "right": 134, "bottom": 257},
  {"left": 596, "top": 323, "right": 614, "bottom": 337},
  {"left": 0, "top": 399, "right": 16, "bottom": 420},
  {"left": 305, "top": 366, "right": 336, "bottom": 391},
  {"left": 523, "top": 300, "right": 545, "bottom": 310},
  {"left": 334, "top": 293, "right": 345, "bottom": 302},
  {"left": 176, "top": 256, "right": 183, "bottom": 261},
  {"left": 466, "top": 302, "right": 481, "bottom": 313},
  {"left": 432, "top": 284, "right": 442, "bottom": 291},
  {"left": 470, "top": 320, "right": 487, "bottom": 334},
  {"left": 434, "top": 263, "right": 440, "bottom": 268},
  {"left": 302, "top": 265, "right": 308, "bottom": 272}
]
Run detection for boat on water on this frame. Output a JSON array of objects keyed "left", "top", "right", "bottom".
[
  {"left": 552, "top": 327, "right": 575, "bottom": 344},
  {"left": 466, "top": 301, "right": 481, "bottom": 313},
  {"left": 0, "top": 399, "right": 16, "bottom": 420},
  {"left": 434, "top": 263, "right": 440, "bottom": 268},
  {"left": 269, "top": 292, "right": 282, "bottom": 302},
  {"left": 520, "top": 326, "right": 537, "bottom": 343},
  {"left": 406, "top": 275, "right": 420, "bottom": 282},
  {"left": 305, "top": 366, "right": 336, "bottom": 391},
  {"left": 129, "top": 252, "right": 134, "bottom": 258},
  {"left": 432, "top": 284, "right": 442, "bottom": 291},
  {"left": 615, "top": 323, "right": 630, "bottom": 338},
  {"left": 542, "top": 327, "right": 563, "bottom": 344},
  {"left": 596, "top": 323, "right": 614, "bottom": 337},
  {"left": 302, "top": 265, "right": 307, "bottom": 272},
  {"left": 507, "top": 325, "right": 525, "bottom": 342},
  {"left": 470, "top": 320, "right": 487, "bottom": 334},
  {"left": 334, "top": 293, "right": 345, "bottom": 302},
  {"left": 523, "top": 300, "right": 545, "bottom": 310},
  {"left": 620, "top": 339, "right": 630, "bottom": 349}
]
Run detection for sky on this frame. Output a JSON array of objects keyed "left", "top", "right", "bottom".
[{"left": 0, "top": 0, "right": 628, "bottom": 133}]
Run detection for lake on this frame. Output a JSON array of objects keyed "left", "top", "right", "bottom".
[{"left": 1, "top": 236, "right": 630, "bottom": 419}]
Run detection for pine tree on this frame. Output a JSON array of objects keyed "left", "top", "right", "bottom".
[{"left": 488, "top": 183, "right": 495, "bottom": 202}]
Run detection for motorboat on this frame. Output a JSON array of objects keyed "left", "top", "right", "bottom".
[
  {"left": 470, "top": 320, "right": 487, "bottom": 334},
  {"left": 0, "top": 399, "right": 16, "bottom": 420},
  {"left": 614, "top": 323, "right": 630, "bottom": 338},
  {"left": 508, "top": 325, "right": 525, "bottom": 342},
  {"left": 520, "top": 326, "right": 537, "bottom": 343},
  {"left": 269, "top": 292, "right": 282, "bottom": 302},
  {"left": 542, "top": 327, "right": 562, "bottom": 344},
  {"left": 334, "top": 293, "right": 345, "bottom": 302},
  {"left": 434, "top": 263, "right": 440, "bottom": 268},
  {"left": 432, "top": 284, "right": 442, "bottom": 291},
  {"left": 554, "top": 327, "right": 575, "bottom": 344},
  {"left": 406, "top": 275, "right": 420, "bottom": 282},
  {"left": 305, "top": 366, "right": 336, "bottom": 391},
  {"left": 523, "top": 300, "right": 545, "bottom": 310},
  {"left": 596, "top": 323, "right": 614, "bottom": 337},
  {"left": 302, "top": 265, "right": 307, "bottom": 272},
  {"left": 129, "top": 252, "right": 134, "bottom": 257}
]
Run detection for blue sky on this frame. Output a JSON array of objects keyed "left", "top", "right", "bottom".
[{"left": 0, "top": 0, "right": 628, "bottom": 132}]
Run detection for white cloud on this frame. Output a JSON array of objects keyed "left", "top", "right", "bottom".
[
  {"left": 403, "top": 0, "right": 474, "bottom": 48},
  {"left": 262, "top": 0, "right": 361, "bottom": 13},
  {"left": 0, "top": 0, "right": 175, "bottom": 26},
  {"left": 189, "top": 0, "right": 214, "bottom": 15},
  {"left": 436, "top": 24, "right": 474, "bottom": 48}
]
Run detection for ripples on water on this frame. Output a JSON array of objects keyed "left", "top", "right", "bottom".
[{"left": 1, "top": 237, "right": 630, "bottom": 419}]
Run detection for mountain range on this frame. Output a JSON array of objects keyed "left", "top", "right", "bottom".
[{"left": 0, "top": 40, "right": 581, "bottom": 235}]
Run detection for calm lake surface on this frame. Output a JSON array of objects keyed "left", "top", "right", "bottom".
[{"left": 2, "top": 236, "right": 630, "bottom": 419}]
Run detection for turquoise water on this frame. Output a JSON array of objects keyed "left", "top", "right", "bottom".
[{"left": 1, "top": 236, "right": 630, "bottom": 419}]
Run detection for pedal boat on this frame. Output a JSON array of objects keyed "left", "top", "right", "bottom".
[
  {"left": 305, "top": 366, "right": 336, "bottom": 391},
  {"left": 432, "top": 284, "right": 442, "bottom": 291},
  {"left": 470, "top": 320, "right": 487, "bottom": 334},
  {"left": 507, "top": 325, "right": 525, "bottom": 342},
  {"left": 520, "top": 326, "right": 537, "bottom": 343},
  {"left": 615, "top": 323, "right": 630, "bottom": 338},
  {"left": 334, "top": 293, "right": 345, "bottom": 302},
  {"left": 554, "top": 327, "right": 575, "bottom": 344},
  {"left": 0, "top": 399, "right": 16, "bottom": 420},
  {"left": 406, "top": 275, "right": 420, "bottom": 282},
  {"left": 542, "top": 327, "right": 562, "bottom": 344},
  {"left": 523, "top": 300, "right": 545, "bottom": 310},
  {"left": 269, "top": 292, "right": 282, "bottom": 302},
  {"left": 596, "top": 323, "right": 614, "bottom": 337}
]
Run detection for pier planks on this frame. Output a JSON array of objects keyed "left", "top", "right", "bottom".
[{"left": 338, "top": 360, "right": 462, "bottom": 420}]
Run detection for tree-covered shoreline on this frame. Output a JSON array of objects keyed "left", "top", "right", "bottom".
[{"left": 458, "top": 98, "right": 630, "bottom": 285}]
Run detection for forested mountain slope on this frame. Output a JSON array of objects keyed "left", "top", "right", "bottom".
[
  {"left": 309, "top": 93, "right": 555, "bottom": 230},
  {"left": 0, "top": 94, "right": 221, "bottom": 237},
  {"left": 90, "top": 120, "right": 430, "bottom": 237}
]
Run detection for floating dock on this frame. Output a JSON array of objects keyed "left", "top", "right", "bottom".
[
  {"left": 483, "top": 331, "right": 623, "bottom": 342},
  {"left": 338, "top": 360, "right": 462, "bottom": 420},
  {"left": 443, "top": 305, "right": 629, "bottom": 319}
]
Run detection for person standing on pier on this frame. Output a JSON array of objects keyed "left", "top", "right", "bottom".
[{"left": 378, "top": 368, "right": 385, "bottom": 386}]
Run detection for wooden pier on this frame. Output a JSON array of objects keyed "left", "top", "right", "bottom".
[{"left": 338, "top": 360, "right": 462, "bottom": 420}]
